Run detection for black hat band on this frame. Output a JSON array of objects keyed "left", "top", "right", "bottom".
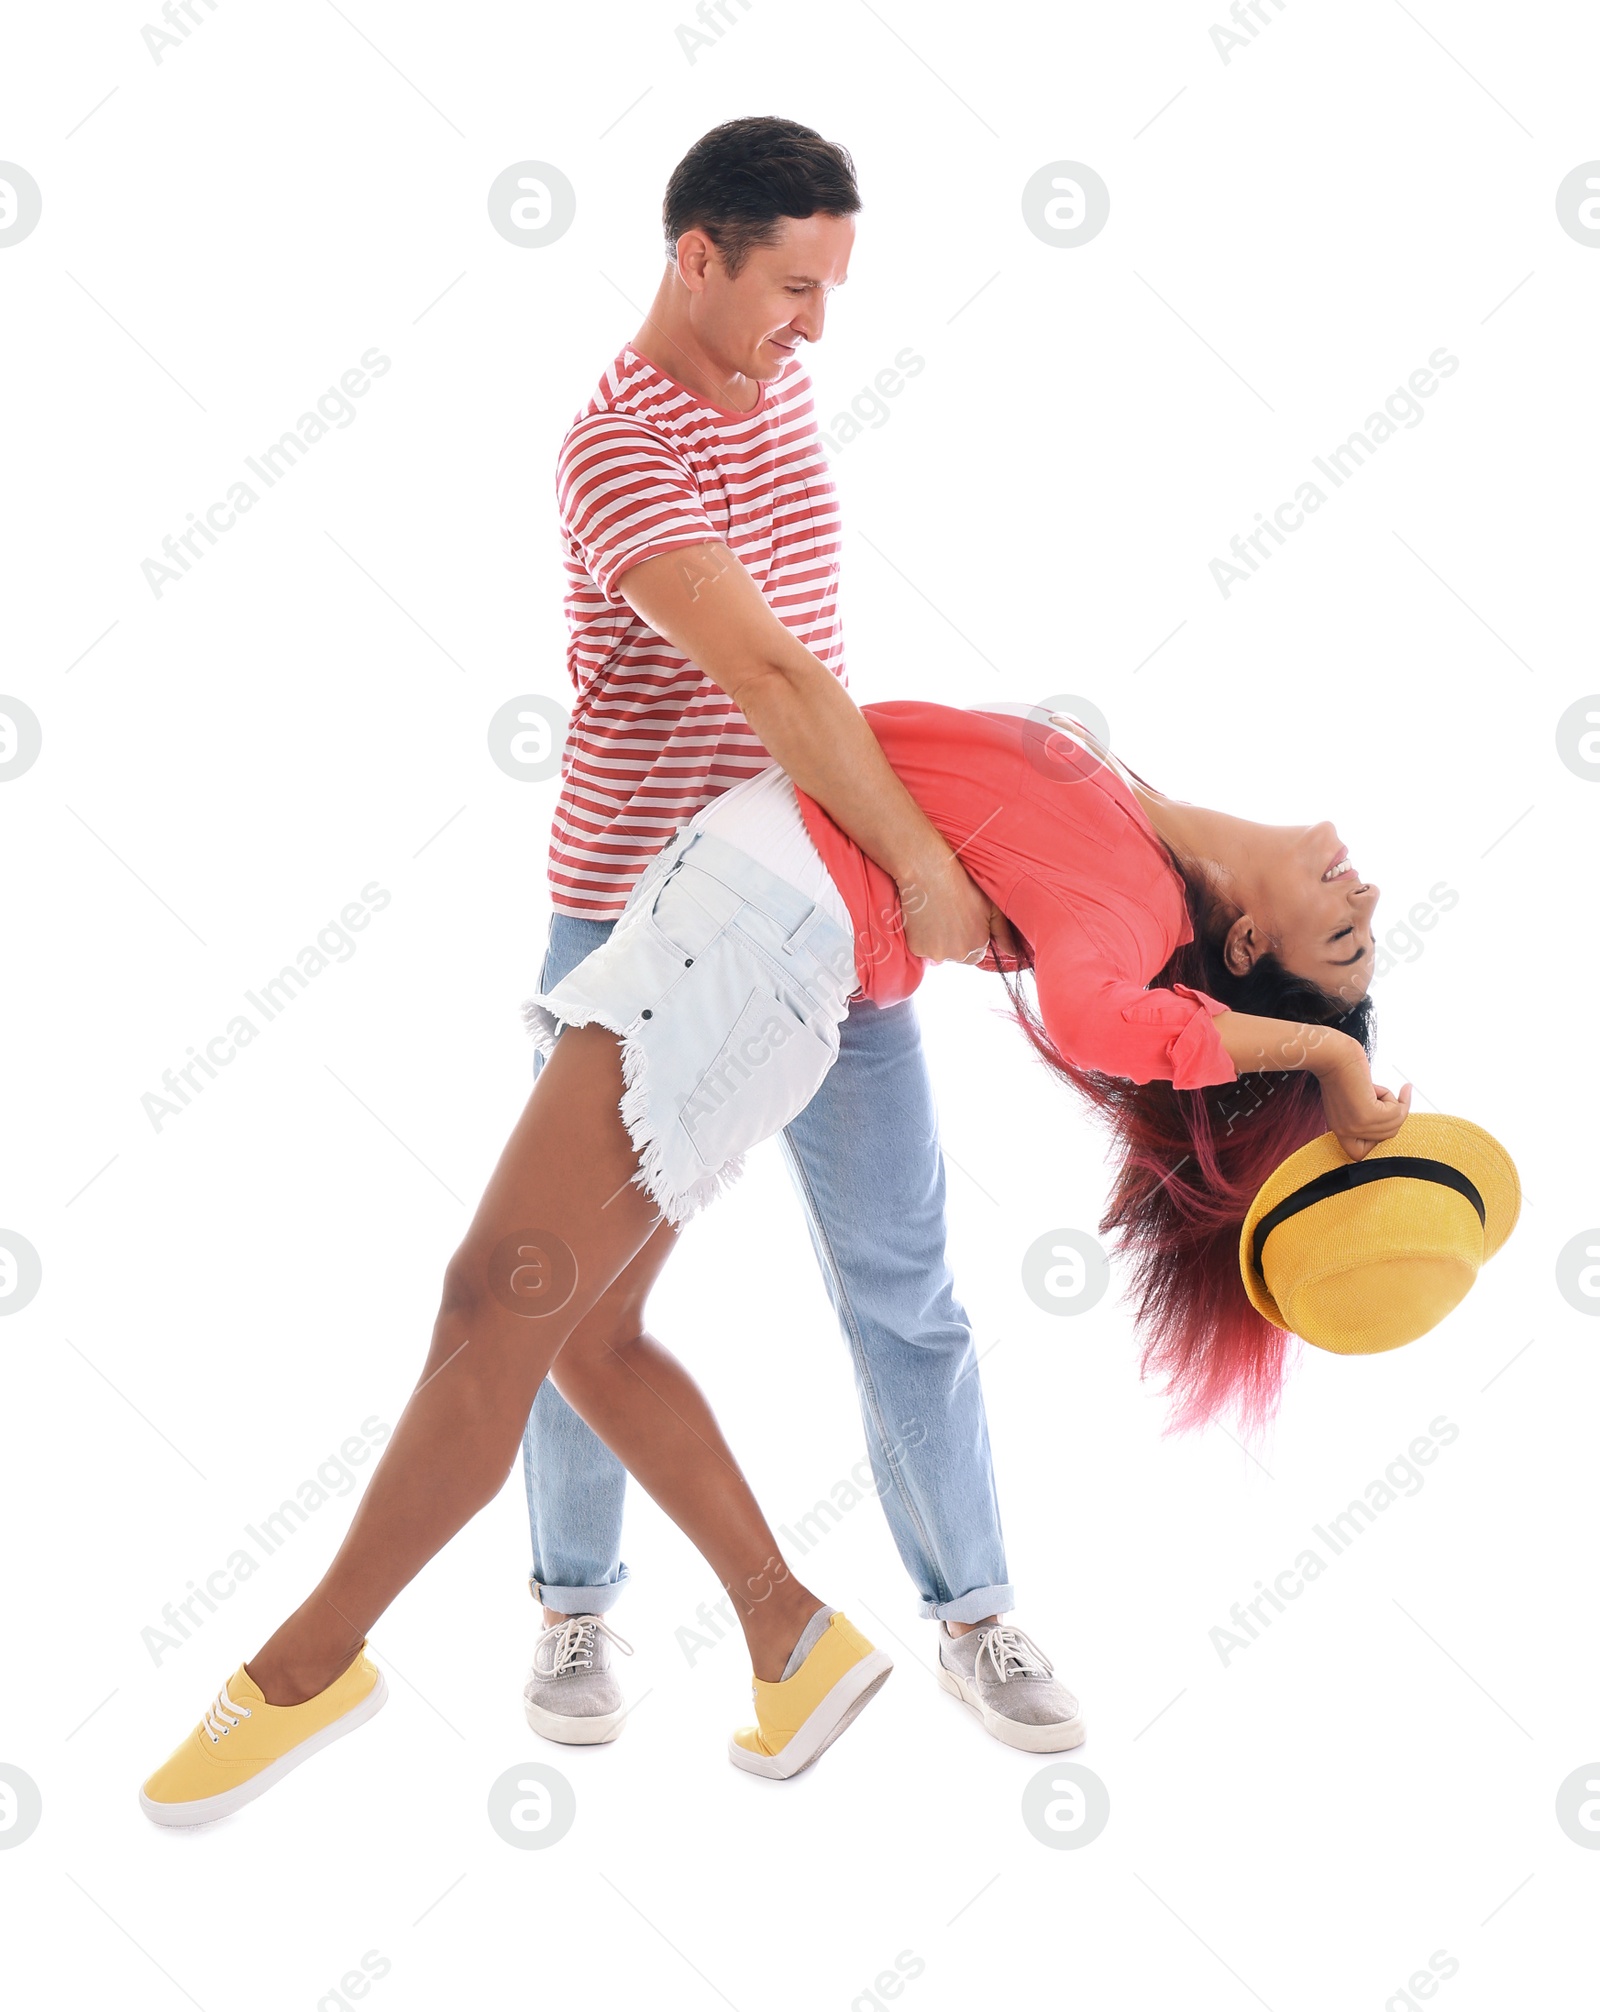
[{"left": 1250, "top": 1157, "right": 1486, "bottom": 1282}]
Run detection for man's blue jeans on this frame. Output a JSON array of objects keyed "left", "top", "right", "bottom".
[{"left": 521, "top": 909, "right": 1015, "bottom": 1624}]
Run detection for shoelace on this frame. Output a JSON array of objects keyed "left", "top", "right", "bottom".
[
  {"left": 202, "top": 1677, "right": 253, "bottom": 1743},
  {"left": 973, "top": 1624, "right": 1054, "bottom": 1685},
  {"left": 539, "top": 1614, "right": 634, "bottom": 1678}
]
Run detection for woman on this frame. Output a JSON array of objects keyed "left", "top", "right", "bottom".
[{"left": 139, "top": 702, "right": 1409, "bottom": 1824}]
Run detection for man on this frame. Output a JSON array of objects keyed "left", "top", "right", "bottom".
[{"left": 520, "top": 115, "right": 1082, "bottom": 1755}]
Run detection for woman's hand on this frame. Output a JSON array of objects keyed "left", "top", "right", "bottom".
[{"left": 1318, "top": 1048, "right": 1414, "bottom": 1161}]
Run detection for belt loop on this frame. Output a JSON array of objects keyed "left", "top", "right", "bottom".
[{"left": 780, "top": 901, "right": 827, "bottom": 958}]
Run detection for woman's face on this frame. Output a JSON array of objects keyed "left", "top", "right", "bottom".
[{"left": 1224, "top": 818, "right": 1379, "bottom": 1005}]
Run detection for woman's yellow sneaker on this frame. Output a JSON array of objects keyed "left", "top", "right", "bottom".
[
  {"left": 729, "top": 1611, "right": 891, "bottom": 1780},
  {"left": 139, "top": 1648, "right": 387, "bottom": 1827}
]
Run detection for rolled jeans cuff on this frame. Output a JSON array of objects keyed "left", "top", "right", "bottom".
[
  {"left": 530, "top": 1563, "right": 631, "bottom": 1616},
  {"left": 919, "top": 1582, "right": 1016, "bottom": 1625}
]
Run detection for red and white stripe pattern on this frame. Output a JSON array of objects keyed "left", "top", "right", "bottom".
[{"left": 548, "top": 343, "right": 844, "bottom": 915}]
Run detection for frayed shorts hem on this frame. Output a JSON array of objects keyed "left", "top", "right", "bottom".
[{"left": 520, "top": 993, "right": 750, "bottom": 1229}]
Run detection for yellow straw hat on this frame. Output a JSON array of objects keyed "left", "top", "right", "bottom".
[{"left": 1238, "top": 1113, "right": 1520, "bottom": 1355}]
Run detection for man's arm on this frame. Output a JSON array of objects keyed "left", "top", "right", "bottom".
[{"left": 614, "top": 540, "right": 1014, "bottom": 965}]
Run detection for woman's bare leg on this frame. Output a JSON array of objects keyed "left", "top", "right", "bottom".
[
  {"left": 543, "top": 1223, "right": 827, "bottom": 1679},
  {"left": 246, "top": 1024, "right": 821, "bottom": 1703},
  {"left": 245, "top": 1025, "right": 676, "bottom": 1703}
]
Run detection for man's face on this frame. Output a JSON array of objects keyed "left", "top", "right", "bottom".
[{"left": 688, "top": 211, "right": 855, "bottom": 380}]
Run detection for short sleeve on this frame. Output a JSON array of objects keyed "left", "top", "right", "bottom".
[
  {"left": 556, "top": 414, "right": 720, "bottom": 604},
  {"left": 1031, "top": 912, "right": 1237, "bottom": 1089}
]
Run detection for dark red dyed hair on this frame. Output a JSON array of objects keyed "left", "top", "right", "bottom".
[{"left": 994, "top": 841, "right": 1376, "bottom": 1438}]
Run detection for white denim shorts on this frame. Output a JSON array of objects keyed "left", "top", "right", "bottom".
[{"left": 521, "top": 804, "right": 861, "bottom": 1228}]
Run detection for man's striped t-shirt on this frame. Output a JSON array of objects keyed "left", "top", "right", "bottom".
[{"left": 548, "top": 341, "right": 845, "bottom": 916}]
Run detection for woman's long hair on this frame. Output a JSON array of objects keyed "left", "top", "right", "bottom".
[{"left": 995, "top": 834, "right": 1375, "bottom": 1439}]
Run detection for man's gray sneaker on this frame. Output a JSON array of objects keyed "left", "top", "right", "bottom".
[
  {"left": 523, "top": 1614, "right": 634, "bottom": 1746},
  {"left": 936, "top": 1622, "right": 1086, "bottom": 1753}
]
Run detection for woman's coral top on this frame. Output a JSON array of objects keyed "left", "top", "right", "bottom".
[{"left": 793, "top": 703, "right": 1239, "bottom": 1091}]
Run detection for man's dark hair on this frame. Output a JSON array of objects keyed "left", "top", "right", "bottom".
[{"left": 662, "top": 116, "right": 860, "bottom": 277}]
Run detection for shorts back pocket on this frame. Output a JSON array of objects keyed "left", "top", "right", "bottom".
[{"left": 679, "top": 984, "right": 838, "bottom": 1171}]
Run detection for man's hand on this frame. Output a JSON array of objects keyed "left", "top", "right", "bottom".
[
  {"left": 898, "top": 846, "right": 1020, "bottom": 966},
  {"left": 1317, "top": 1048, "right": 1413, "bottom": 1161}
]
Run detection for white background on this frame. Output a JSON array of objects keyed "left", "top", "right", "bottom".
[{"left": 3, "top": 2, "right": 1597, "bottom": 2006}]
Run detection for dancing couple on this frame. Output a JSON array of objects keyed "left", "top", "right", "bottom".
[{"left": 141, "top": 116, "right": 1407, "bottom": 1824}]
